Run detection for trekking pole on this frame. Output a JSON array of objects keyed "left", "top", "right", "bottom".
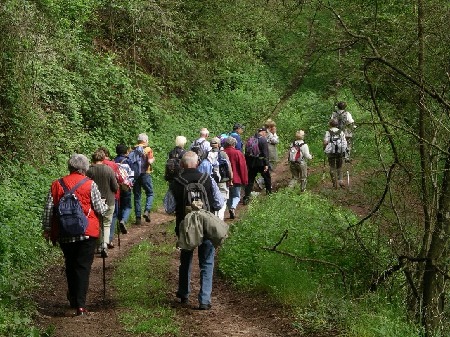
[
  {"left": 117, "top": 218, "right": 121, "bottom": 248},
  {"left": 321, "top": 156, "right": 327, "bottom": 182},
  {"left": 100, "top": 213, "right": 106, "bottom": 301}
]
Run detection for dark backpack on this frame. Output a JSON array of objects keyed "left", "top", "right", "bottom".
[
  {"left": 128, "top": 145, "right": 145, "bottom": 176},
  {"left": 57, "top": 178, "right": 89, "bottom": 237},
  {"left": 191, "top": 139, "right": 208, "bottom": 163},
  {"left": 288, "top": 142, "right": 305, "bottom": 162},
  {"left": 174, "top": 173, "right": 210, "bottom": 214},
  {"left": 335, "top": 111, "right": 347, "bottom": 131},
  {"left": 164, "top": 147, "right": 186, "bottom": 181},
  {"left": 325, "top": 130, "right": 346, "bottom": 155},
  {"left": 245, "top": 136, "right": 260, "bottom": 157},
  {"left": 217, "top": 152, "right": 231, "bottom": 182}
]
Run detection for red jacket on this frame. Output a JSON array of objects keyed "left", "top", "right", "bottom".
[
  {"left": 50, "top": 172, "right": 100, "bottom": 241},
  {"left": 104, "top": 159, "right": 120, "bottom": 200},
  {"left": 224, "top": 147, "right": 248, "bottom": 186}
]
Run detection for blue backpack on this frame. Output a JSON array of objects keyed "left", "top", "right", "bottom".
[
  {"left": 128, "top": 145, "right": 145, "bottom": 176},
  {"left": 57, "top": 178, "right": 89, "bottom": 237}
]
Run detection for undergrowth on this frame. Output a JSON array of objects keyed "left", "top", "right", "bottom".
[{"left": 218, "top": 188, "right": 422, "bottom": 337}]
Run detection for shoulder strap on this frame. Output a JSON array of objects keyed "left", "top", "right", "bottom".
[
  {"left": 174, "top": 175, "right": 188, "bottom": 187},
  {"left": 59, "top": 177, "right": 89, "bottom": 195},
  {"left": 198, "top": 172, "right": 208, "bottom": 184}
]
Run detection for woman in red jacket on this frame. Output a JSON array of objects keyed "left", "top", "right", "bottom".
[
  {"left": 42, "top": 154, "right": 107, "bottom": 316},
  {"left": 223, "top": 136, "right": 248, "bottom": 219}
]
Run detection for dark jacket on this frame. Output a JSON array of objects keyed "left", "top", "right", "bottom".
[
  {"left": 169, "top": 168, "right": 218, "bottom": 235},
  {"left": 86, "top": 164, "right": 119, "bottom": 206},
  {"left": 245, "top": 134, "right": 269, "bottom": 168}
]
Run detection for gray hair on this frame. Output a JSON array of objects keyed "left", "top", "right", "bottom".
[
  {"left": 224, "top": 136, "right": 237, "bottom": 148},
  {"left": 175, "top": 136, "right": 187, "bottom": 147},
  {"left": 68, "top": 154, "right": 90, "bottom": 174},
  {"left": 138, "top": 133, "right": 148, "bottom": 143},
  {"left": 181, "top": 151, "right": 198, "bottom": 168},
  {"left": 200, "top": 128, "right": 209, "bottom": 137}
]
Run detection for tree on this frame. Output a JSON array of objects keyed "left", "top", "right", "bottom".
[{"left": 326, "top": 1, "right": 450, "bottom": 334}]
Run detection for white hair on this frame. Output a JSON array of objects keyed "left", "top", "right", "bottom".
[
  {"left": 175, "top": 136, "right": 187, "bottom": 147},
  {"left": 200, "top": 128, "right": 209, "bottom": 137},
  {"left": 138, "top": 133, "right": 148, "bottom": 143}
]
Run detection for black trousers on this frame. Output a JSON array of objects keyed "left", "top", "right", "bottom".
[
  {"left": 245, "top": 166, "right": 272, "bottom": 198},
  {"left": 60, "top": 238, "right": 97, "bottom": 308}
]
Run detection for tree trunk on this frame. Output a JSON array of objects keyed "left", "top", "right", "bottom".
[{"left": 421, "top": 144, "right": 450, "bottom": 335}]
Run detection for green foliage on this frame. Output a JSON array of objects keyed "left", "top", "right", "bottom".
[
  {"left": 114, "top": 240, "right": 180, "bottom": 336},
  {"left": 218, "top": 189, "right": 414, "bottom": 334}
]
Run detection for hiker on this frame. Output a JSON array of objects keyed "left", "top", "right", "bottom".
[
  {"left": 42, "top": 154, "right": 108, "bottom": 316},
  {"left": 208, "top": 137, "right": 233, "bottom": 220},
  {"left": 113, "top": 144, "right": 133, "bottom": 237},
  {"left": 264, "top": 118, "right": 279, "bottom": 170},
  {"left": 288, "top": 130, "right": 313, "bottom": 191},
  {"left": 223, "top": 136, "right": 248, "bottom": 219},
  {"left": 164, "top": 136, "right": 187, "bottom": 182},
  {"left": 190, "top": 127, "right": 212, "bottom": 154},
  {"left": 131, "top": 133, "right": 155, "bottom": 224},
  {"left": 229, "top": 123, "right": 245, "bottom": 151},
  {"left": 323, "top": 119, "right": 347, "bottom": 189},
  {"left": 166, "top": 151, "right": 224, "bottom": 310},
  {"left": 98, "top": 146, "right": 122, "bottom": 249},
  {"left": 243, "top": 127, "right": 271, "bottom": 205},
  {"left": 86, "top": 149, "right": 119, "bottom": 257},
  {"left": 330, "top": 101, "right": 355, "bottom": 162}
]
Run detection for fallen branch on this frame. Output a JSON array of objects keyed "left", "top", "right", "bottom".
[{"left": 263, "top": 231, "right": 347, "bottom": 289}]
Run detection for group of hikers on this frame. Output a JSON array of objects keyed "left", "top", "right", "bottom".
[{"left": 41, "top": 101, "right": 355, "bottom": 316}]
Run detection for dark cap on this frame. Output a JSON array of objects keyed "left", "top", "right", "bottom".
[
  {"left": 233, "top": 123, "right": 244, "bottom": 130},
  {"left": 258, "top": 127, "right": 267, "bottom": 132}
]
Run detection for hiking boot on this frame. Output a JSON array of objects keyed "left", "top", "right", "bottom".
[
  {"left": 76, "top": 308, "right": 88, "bottom": 316},
  {"left": 229, "top": 209, "right": 235, "bottom": 219},
  {"left": 180, "top": 297, "right": 189, "bottom": 305},
  {"left": 119, "top": 221, "right": 128, "bottom": 234},
  {"left": 198, "top": 303, "right": 211, "bottom": 310},
  {"left": 107, "top": 242, "right": 115, "bottom": 249},
  {"left": 243, "top": 197, "right": 250, "bottom": 205},
  {"left": 143, "top": 211, "right": 151, "bottom": 223},
  {"left": 135, "top": 217, "right": 142, "bottom": 225}
]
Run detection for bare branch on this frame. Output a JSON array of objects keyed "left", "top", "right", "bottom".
[{"left": 262, "top": 246, "right": 347, "bottom": 288}]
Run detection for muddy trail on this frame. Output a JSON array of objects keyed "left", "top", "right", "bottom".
[{"left": 33, "top": 159, "right": 358, "bottom": 337}]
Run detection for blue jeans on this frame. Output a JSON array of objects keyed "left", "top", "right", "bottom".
[
  {"left": 227, "top": 185, "right": 242, "bottom": 210},
  {"left": 177, "top": 240, "right": 215, "bottom": 305},
  {"left": 133, "top": 173, "right": 154, "bottom": 218},
  {"left": 109, "top": 189, "right": 132, "bottom": 242},
  {"left": 119, "top": 189, "right": 132, "bottom": 223}
]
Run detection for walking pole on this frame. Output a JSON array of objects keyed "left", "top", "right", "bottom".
[
  {"left": 100, "top": 213, "right": 106, "bottom": 301},
  {"left": 321, "top": 156, "right": 327, "bottom": 182},
  {"left": 117, "top": 217, "right": 121, "bottom": 248}
]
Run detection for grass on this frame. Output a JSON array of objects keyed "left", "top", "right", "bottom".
[
  {"left": 217, "top": 187, "right": 422, "bottom": 336},
  {"left": 113, "top": 236, "right": 180, "bottom": 336}
]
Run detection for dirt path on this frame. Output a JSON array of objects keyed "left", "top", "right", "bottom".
[{"left": 33, "top": 160, "right": 336, "bottom": 337}]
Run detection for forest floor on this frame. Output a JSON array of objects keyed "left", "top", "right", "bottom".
[{"left": 33, "top": 157, "right": 366, "bottom": 337}]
